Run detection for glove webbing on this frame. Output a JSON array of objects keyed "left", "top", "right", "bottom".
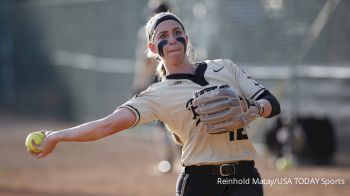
[{"left": 194, "top": 84, "right": 229, "bottom": 98}]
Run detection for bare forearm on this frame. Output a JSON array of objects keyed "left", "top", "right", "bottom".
[
  {"left": 258, "top": 99, "right": 272, "bottom": 118},
  {"left": 256, "top": 91, "right": 280, "bottom": 118},
  {"left": 52, "top": 108, "right": 136, "bottom": 143},
  {"left": 55, "top": 118, "right": 118, "bottom": 142}
]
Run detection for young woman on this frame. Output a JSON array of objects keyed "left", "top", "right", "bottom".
[{"left": 28, "top": 12, "right": 280, "bottom": 196}]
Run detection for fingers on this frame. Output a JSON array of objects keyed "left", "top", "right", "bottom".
[
  {"left": 31, "top": 139, "right": 43, "bottom": 153},
  {"left": 27, "top": 130, "right": 58, "bottom": 159},
  {"left": 27, "top": 149, "right": 48, "bottom": 159},
  {"left": 27, "top": 147, "right": 43, "bottom": 159},
  {"left": 196, "top": 97, "right": 240, "bottom": 115},
  {"left": 239, "top": 100, "right": 247, "bottom": 112},
  {"left": 27, "top": 140, "right": 43, "bottom": 158},
  {"left": 41, "top": 130, "right": 51, "bottom": 137},
  {"left": 27, "top": 133, "right": 51, "bottom": 159},
  {"left": 27, "top": 148, "right": 37, "bottom": 156}
]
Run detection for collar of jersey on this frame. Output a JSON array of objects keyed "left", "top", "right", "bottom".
[{"left": 165, "top": 62, "right": 209, "bottom": 86}]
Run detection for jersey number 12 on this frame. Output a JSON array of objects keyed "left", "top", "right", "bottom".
[{"left": 229, "top": 128, "right": 248, "bottom": 141}]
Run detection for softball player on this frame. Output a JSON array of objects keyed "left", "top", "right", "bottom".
[{"left": 28, "top": 12, "right": 280, "bottom": 196}]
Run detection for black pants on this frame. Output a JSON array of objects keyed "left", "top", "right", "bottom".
[{"left": 176, "top": 163, "right": 263, "bottom": 196}]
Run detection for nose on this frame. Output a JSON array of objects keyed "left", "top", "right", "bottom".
[{"left": 168, "top": 35, "right": 177, "bottom": 45}]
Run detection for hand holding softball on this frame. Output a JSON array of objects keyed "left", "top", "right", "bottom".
[
  {"left": 25, "top": 130, "right": 58, "bottom": 158},
  {"left": 25, "top": 131, "right": 45, "bottom": 153}
]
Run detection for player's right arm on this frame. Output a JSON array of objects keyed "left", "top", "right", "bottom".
[{"left": 30, "top": 107, "right": 136, "bottom": 159}]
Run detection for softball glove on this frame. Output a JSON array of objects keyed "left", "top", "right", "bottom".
[{"left": 193, "top": 84, "right": 262, "bottom": 134}]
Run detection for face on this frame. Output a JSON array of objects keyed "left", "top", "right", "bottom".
[{"left": 149, "top": 20, "right": 188, "bottom": 64}]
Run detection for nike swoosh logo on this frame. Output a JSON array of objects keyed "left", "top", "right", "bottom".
[{"left": 213, "top": 66, "right": 224, "bottom": 72}]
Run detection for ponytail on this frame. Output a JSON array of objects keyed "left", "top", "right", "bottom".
[{"left": 156, "top": 62, "right": 167, "bottom": 81}]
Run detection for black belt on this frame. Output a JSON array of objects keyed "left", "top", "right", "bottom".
[{"left": 185, "top": 161, "right": 255, "bottom": 176}]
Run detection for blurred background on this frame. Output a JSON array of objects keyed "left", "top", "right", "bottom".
[{"left": 0, "top": 0, "right": 349, "bottom": 195}]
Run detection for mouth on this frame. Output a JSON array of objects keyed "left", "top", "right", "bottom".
[{"left": 168, "top": 48, "right": 181, "bottom": 54}]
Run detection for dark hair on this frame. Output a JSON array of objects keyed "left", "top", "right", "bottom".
[
  {"left": 148, "top": 14, "right": 185, "bottom": 42},
  {"left": 154, "top": 3, "right": 170, "bottom": 14}
]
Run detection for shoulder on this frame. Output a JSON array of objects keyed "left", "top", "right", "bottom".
[
  {"left": 202, "top": 59, "right": 240, "bottom": 73},
  {"left": 203, "top": 59, "right": 235, "bottom": 67},
  {"left": 133, "top": 80, "right": 168, "bottom": 98}
]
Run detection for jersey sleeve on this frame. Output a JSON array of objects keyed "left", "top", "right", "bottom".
[
  {"left": 224, "top": 59, "right": 266, "bottom": 100},
  {"left": 117, "top": 88, "right": 159, "bottom": 128}
]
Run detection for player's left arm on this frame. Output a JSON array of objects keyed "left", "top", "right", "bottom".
[
  {"left": 231, "top": 62, "right": 280, "bottom": 118},
  {"left": 254, "top": 90, "right": 280, "bottom": 118}
]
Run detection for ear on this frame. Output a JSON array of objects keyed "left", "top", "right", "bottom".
[{"left": 148, "top": 42, "right": 158, "bottom": 54}]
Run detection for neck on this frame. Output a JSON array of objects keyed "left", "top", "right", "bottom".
[{"left": 163, "top": 59, "right": 195, "bottom": 75}]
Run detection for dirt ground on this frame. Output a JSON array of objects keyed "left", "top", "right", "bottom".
[{"left": 0, "top": 112, "right": 349, "bottom": 196}]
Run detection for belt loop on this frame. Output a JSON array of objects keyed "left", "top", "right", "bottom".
[{"left": 232, "top": 163, "right": 236, "bottom": 175}]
